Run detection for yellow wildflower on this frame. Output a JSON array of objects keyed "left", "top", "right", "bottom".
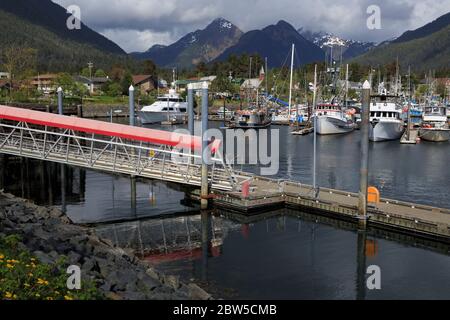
[
  {"left": 6, "top": 263, "right": 14, "bottom": 269},
  {"left": 37, "top": 278, "right": 49, "bottom": 285},
  {"left": 24, "top": 283, "right": 30, "bottom": 287},
  {"left": 46, "top": 297, "right": 54, "bottom": 301},
  {"left": 64, "top": 295, "right": 73, "bottom": 301},
  {"left": 5, "top": 292, "right": 12, "bottom": 299},
  {"left": 35, "top": 293, "right": 40, "bottom": 297},
  {"left": 28, "top": 273, "right": 33, "bottom": 277},
  {"left": 0, "top": 254, "right": 4, "bottom": 259}
]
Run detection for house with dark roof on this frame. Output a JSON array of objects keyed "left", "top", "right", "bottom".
[
  {"left": 74, "top": 76, "right": 110, "bottom": 94},
  {"left": 132, "top": 75, "right": 156, "bottom": 95}
]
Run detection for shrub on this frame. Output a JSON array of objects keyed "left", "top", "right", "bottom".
[{"left": 0, "top": 234, "right": 103, "bottom": 300}]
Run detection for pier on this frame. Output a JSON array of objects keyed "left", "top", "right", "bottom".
[{"left": 0, "top": 105, "right": 449, "bottom": 244}]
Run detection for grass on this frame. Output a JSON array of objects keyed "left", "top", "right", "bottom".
[{"left": 0, "top": 234, "right": 103, "bottom": 300}]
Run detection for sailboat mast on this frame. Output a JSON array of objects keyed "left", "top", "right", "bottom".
[
  {"left": 345, "top": 64, "right": 349, "bottom": 109},
  {"left": 288, "top": 43, "right": 295, "bottom": 118}
]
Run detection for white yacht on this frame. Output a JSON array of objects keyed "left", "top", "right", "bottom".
[
  {"left": 419, "top": 104, "right": 450, "bottom": 142},
  {"left": 313, "top": 103, "right": 355, "bottom": 135},
  {"left": 138, "top": 89, "right": 188, "bottom": 124},
  {"left": 369, "top": 90, "right": 405, "bottom": 142}
]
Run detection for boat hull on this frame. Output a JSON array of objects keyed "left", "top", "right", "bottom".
[
  {"left": 315, "top": 116, "right": 354, "bottom": 135},
  {"left": 419, "top": 129, "right": 450, "bottom": 142},
  {"left": 138, "top": 111, "right": 186, "bottom": 124},
  {"left": 369, "top": 121, "right": 404, "bottom": 142}
]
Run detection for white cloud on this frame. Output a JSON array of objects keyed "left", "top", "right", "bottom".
[
  {"left": 52, "top": 0, "right": 450, "bottom": 52},
  {"left": 100, "top": 29, "right": 174, "bottom": 52}
]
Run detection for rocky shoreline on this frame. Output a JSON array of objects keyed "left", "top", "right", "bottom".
[{"left": 0, "top": 191, "right": 212, "bottom": 300}]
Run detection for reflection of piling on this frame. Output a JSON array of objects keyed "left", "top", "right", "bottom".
[
  {"left": 60, "top": 164, "right": 66, "bottom": 214},
  {"left": 201, "top": 210, "right": 211, "bottom": 281},
  {"left": 356, "top": 230, "right": 367, "bottom": 300},
  {"left": 0, "top": 154, "right": 5, "bottom": 190},
  {"left": 358, "top": 81, "right": 371, "bottom": 228},
  {"left": 201, "top": 82, "right": 209, "bottom": 210},
  {"left": 131, "top": 177, "right": 137, "bottom": 214},
  {"left": 57, "top": 87, "right": 63, "bottom": 115}
]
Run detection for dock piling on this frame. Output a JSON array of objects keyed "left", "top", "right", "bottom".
[
  {"left": 129, "top": 85, "right": 135, "bottom": 127},
  {"left": 57, "top": 87, "right": 63, "bottom": 115},
  {"left": 358, "top": 80, "right": 371, "bottom": 227},
  {"left": 201, "top": 82, "right": 209, "bottom": 210}
]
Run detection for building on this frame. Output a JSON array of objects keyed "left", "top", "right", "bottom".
[
  {"left": 30, "top": 74, "right": 59, "bottom": 94},
  {"left": 132, "top": 75, "right": 156, "bottom": 95},
  {"left": 74, "top": 76, "right": 110, "bottom": 94}
]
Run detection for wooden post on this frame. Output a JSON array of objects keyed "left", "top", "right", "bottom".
[{"left": 358, "top": 80, "right": 371, "bottom": 227}]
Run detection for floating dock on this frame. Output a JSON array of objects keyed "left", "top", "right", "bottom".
[
  {"left": 400, "top": 128, "right": 420, "bottom": 144},
  {"left": 188, "top": 174, "right": 450, "bottom": 243},
  {"left": 292, "top": 127, "right": 314, "bottom": 135}
]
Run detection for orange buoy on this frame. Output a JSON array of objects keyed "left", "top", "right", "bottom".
[{"left": 368, "top": 186, "right": 380, "bottom": 204}]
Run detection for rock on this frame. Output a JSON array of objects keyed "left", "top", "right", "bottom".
[
  {"left": 67, "top": 251, "right": 82, "bottom": 264},
  {"left": 146, "top": 268, "right": 161, "bottom": 281},
  {"left": 188, "top": 283, "right": 212, "bottom": 300},
  {"left": 164, "top": 275, "right": 180, "bottom": 290},
  {"left": 81, "top": 257, "right": 97, "bottom": 272},
  {"left": 33, "top": 250, "right": 55, "bottom": 265}
]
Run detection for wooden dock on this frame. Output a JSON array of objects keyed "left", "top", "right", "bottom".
[
  {"left": 400, "top": 128, "right": 419, "bottom": 144},
  {"left": 189, "top": 173, "right": 450, "bottom": 243},
  {"left": 292, "top": 127, "right": 313, "bottom": 135}
]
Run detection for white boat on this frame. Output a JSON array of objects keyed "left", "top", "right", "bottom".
[
  {"left": 230, "top": 109, "right": 272, "bottom": 129},
  {"left": 369, "top": 91, "right": 405, "bottom": 142},
  {"left": 271, "top": 106, "right": 309, "bottom": 124},
  {"left": 419, "top": 105, "right": 450, "bottom": 142},
  {"left": 138, "top": 89, "right": 187, "bottom": 124},
  {"left": 313, "top": 104, "right": 355, "bottom": 135}
]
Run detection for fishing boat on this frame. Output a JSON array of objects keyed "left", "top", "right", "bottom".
[
  {"left": 230, "top": 109, "right": 272, "bottom": 129},
  {"left": 138, "top": 89, "right": 187, "bottom": 124},
  {"left": 418, "top": 104, "right": 450, "bottom": 142},
  {"left": 369, "top": 88, "right": 405, "bottom": 142},
  {"left": 313, "top": 103, "right": 356, "bottom": 135}
]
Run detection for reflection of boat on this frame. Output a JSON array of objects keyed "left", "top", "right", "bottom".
[
  {"left": 419, "top": 105, "right": 450, "bottom": 142},
  {"left": 138, "top": 89, "right": 187, "bottom": 124},
  {"left": 369, "top": 89, "right": 404, "bottom": 142},
  {"left": 230, "top": 109, "right": 272, "bottom": 129},
  {"left": 313, "top": 104, "right": 356, "bottom": 135}
]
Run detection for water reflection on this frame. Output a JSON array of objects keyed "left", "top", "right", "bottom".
[{"left": 92, "top": 209, "right": 450, "bottom": 300}]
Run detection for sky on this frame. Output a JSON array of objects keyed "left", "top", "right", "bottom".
[{"left": 52, "top": 0, "right": 450, "bottom": 53}]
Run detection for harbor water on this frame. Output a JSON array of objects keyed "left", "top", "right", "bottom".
[{"left": 1, "top": 122, "right": 449, "bottom": 299}]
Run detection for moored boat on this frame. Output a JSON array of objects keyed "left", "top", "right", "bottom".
[
  {"left": 313, "top": 103, "right": 356, "bottom": 135},
  {"left": 369, "top": 89, "right": 405, "bottom": 142},
  {"left": 419, "top": 104, "right": 450, "bottom": 142},
  {"left": 138, "top": 89, "right": 187, "bottom": 124}
]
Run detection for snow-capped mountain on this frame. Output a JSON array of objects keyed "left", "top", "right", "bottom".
[
  {"left": 298, "top": 28, "right": 375, "bottom": 59},
  {"left": 131, "top": 18, "right": 243, "bottom": 68}
]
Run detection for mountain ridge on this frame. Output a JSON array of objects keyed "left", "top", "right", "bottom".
[
  {"left": 215, "top": 20, "right": 325, "bottom": 67},
  {"left": 131, "top": 18, "right": 243, "bottom": 68}
]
